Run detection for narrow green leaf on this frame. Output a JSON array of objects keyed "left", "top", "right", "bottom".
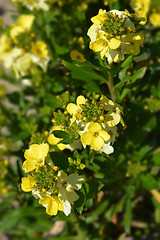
[
  {"left": 123, "top": 198, "right": 132, "bottom": 233},
  {"left": 52, "top": 130, "right": 69, "bottom": 139},
  {"left": 121, "top": 55, "right": 133, "bottom": 69}
]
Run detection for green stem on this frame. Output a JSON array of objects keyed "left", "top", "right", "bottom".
[
  {"left": 71, "top": 208, "right": 85, "bottom": 240},
  {"left": 89, "top": 149, "right": 95, "bottom": 165},
  {"left": 107, "top": 70, "right": 117, "bottom": 100}
]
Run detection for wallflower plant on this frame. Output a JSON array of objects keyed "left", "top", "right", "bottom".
[{"left": 1, "top": 1, "right": 160, "bottom": 239}]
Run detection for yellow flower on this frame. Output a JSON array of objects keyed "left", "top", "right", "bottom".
[
  {"left": 130, "top": 0, "right": 150, "bottom": 25},
  {"left": 22, "top": 143, "right": 49, "bottom": 172},
  {"left": 149, "top": 13, "right": 160, "bottom": 26},
  {"left": 39, "top": 194, "right": 63, "bottom": 216},
  {"left": 67, "top": 95, "right": 86, "bottom": 125},
  {"left": 100, "top": 95, "right": 124, "bottom": 127},
  {"left": 87, "top": 9, "right": 141, "bottom": 62},
  {"left": 91, "top": 9, "right": 107, "bottom": 25},
  {"left": 0, "top": 35, "right": 10, "bottom": 56},
  {"left": 70, "top": 50, "right": 86, "bottom": 62},
  {"left": 31, "top": 41, "right": 48, "bottom": 58},
  {"left": 81, "top": 122, "right": 110, "bottom": 151},
  {"left": 21, "top": 175, "right": 35, "bottom": 192},
  {"left": 48, "top": 126, "right": 66, "bottom": 151},
  {"left": 124, "top": 33, "right": 144, "bottom": 55},
  {"left": 10, "top": 15, "right": 35, "bottom": 39}
]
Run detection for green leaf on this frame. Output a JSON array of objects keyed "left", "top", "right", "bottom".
[
  {"left": 52, "top": 130, "right": 69, "bottom": 139},
  {"left": 140, "top": 173, "right": 160, "bottom": 191},
  {"left": 74, "top": 186, "right": 86, "bottom": 214},
  {"left": 120, "top": 88, "right": 131, "bottom": 100},
  {"left": 131, "top": 67, "right": 147, "bottom": 83},
  {"left": 0, "top": 207, "right": 45, "bottom": 231},
  {"left": 73, "top": 61, "right": 105, "bottom": 72},
  {"left": 121, "top": 55, "right": 133, "bottom": 69},
  {"left": 50, "top": 152, "right": 69, "bottom": 171},
  {"left": 123, "top": 198, "right": 132, "bottom": 233},
  {"left": 62, "top": 60, "right": 105, "bottom": 92}
]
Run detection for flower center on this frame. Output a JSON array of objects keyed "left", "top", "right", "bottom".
[
  {"left": 94, "top": 132, "right": 99, "bottom": 137},
  {"left": 101, "top": 13, "right": 128, "bottom": 38},
  {"left": 32, "top": 165, "right": 58, "bottom": 191}
]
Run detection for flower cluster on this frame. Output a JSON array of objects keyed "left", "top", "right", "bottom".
[
  {"left": 87, "top": 9, "right": 144, "bottom": 64},
  {"left": 21, "top": 143, "right": 84, "bottom": 216},
  {"left": 0, "top": 15, "right": 50, "bottom": 78},
  {"left": 21, "top": 94, "right": 124, "bottom": 216},
  {"left": 49, "top": 94, "right": 124, "bottom": 155}
]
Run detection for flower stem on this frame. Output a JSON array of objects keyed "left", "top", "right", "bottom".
[
  {"left": 107, "top": 70, "right": 117, "bottom": 100},
  {"left": 71, "top": 208, "right": 85, "bottom": 240}
]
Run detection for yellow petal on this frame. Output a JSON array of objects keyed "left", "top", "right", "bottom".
[
  {"left": 48, "top": 134, "right": 60, "bottom": 145},
  {"left": 21, "top": 175, "right": 35, "bottom": 192},
  {"left": 88, "top": 122, "right": 102, "bottom": 132},
  {"left": 57, "top": 143, "right": 66, "bottom": 150},
  {"left": 77, "top": 95, "right": 86, "bottom": 106},
  {"left": 109, "top": 38, "right": 121, "bottom": 49},
  {"left": 22, "top": 159, "right": 37, "bottom": 172},
  {"left": 66, "top": 103, "right": 79, "bottom": 115},
  {"left": 105, "top": 112, "right": 121, "bottom": 127},
  {"left": 91, "top": 9, "right": 106, "bottom": 24},
  {"left": 100, "top": 46, "right": 109, "bottom": 59},
  {"left": 17, "top": 15, "right": 35, "bottom": 31},
  {"left": 10, "top": 26, "right": 24, "bottom": 39},
  {"left": 91, "top": 135, "right": 104, "bottom": 150},
  {"left": 39, "top": 195, "right": 63, "bottom": 216},
  {"left": 81, "top": 132, "right": 92, "bottom": 145},
  {"left": 98, "top": 130, "right": 110, "bottom": 142}
]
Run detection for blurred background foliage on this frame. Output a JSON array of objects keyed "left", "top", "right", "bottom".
[{"left": 0, "top": 0, "right": 160, "bottom": 239}]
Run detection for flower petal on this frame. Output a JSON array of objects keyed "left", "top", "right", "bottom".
[
  {"left": 98, "top": 130, "right": 110, "bottom": 142},
  {"left": 21, "top": 175, "right": 35, "bottom": 192},
  {"left": 109, "top": 38, "right": 121, "bottom": 50},
  {"left": 66, "top": 103, "right": 79, "bottom": 115},
  {"left": 91, "top": 135, "right": 104, "bottom": 150},
  {"left": 77, "top": 95, "right": 86, "bottom": 106},
  {"left": 81, "top": 132, "right": 92, "bottom": 145},
  {"left": 88, "top": 122, "right": 102, "bottom": 132}
]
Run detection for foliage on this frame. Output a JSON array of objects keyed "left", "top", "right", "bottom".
[{"left": 0, "top": 0, "right": 160, "bottom": 239}]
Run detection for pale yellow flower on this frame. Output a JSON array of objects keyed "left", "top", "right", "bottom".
[
  {"left": 22, "top": 143, "right": 49, "bottom": 172},
  {"left": 57, "top": 171, "right": 84, "bottom": 216},
  {"left": 81, "top": 122, "right": 110, "bottom": 151},
  {"left": 100, "top": 96, "right": 124, "bottom": 127},
  {"left": 21, "top": 175, "right": 35, "bottom": 192},
  {"left": 67, "top": 95, "right": 86, "bottom": 125},
  {"left": 31, "top": 41, "right": 48, "bottom": 58},
  {"left": 10, "top": 15, "right": 35, "bottom": 39},
  {"left": 39, "top": 194, "right": 63, "bottom": 216},
  {"left": 48, "top": 126, "right": 66, "bottom": 151}
]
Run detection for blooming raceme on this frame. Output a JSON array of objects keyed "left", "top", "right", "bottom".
[
  {"left": 21, "top": 143, "right": 84, "bottom": 216},
  {"left": 65, "top": 94, "right": 124, "bottom": 154},
  {"left": 0, "top": 15, "right": 50, "bottom": 78},
  {"left": 87, "top": 9, "right": 144, "bottom": 63}
]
